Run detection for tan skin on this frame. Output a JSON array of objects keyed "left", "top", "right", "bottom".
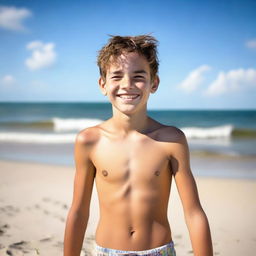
[{"left": 63, "top": 52, "right": 213, "bottom": 255}]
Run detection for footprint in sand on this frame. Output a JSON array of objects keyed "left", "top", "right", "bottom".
[
  {"left": 42, "top": 197, "right": 51, "bottom": 203},
  {"left": 42, "top": 197, "right": 69, "bottom": 209},
  {"left": 0, "top": 205, "right": 20, "bottom": 217},
  {"left": 39, "top": 236, "right": 53, "bottom": 242},
  {"left": 34, "top": 204, "right": 40, "bottom": 209},
  {"left": 43, "top": 210, "right": 50, "bottom": 215},
  {"left": 62, "top": 203, "right": 68, "bottom": 210},
  {"left": 7, "top": 241, "right": 39, "bottom": 255},
  {"left": 0, "top": 224, "right": 10, "bottom": 236},
  {"left": 40, "top": 197, "right": 69, "bottom": 221},
  {"left": 53, "top": 241, "right": 63, "bottom": 249},
  {"left": 53, "top": 214, "right": 65, "bottom": 222}
]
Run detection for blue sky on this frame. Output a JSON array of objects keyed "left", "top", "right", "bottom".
[{"left": 0, "top": 0, "right": 255, "bottom": 109}]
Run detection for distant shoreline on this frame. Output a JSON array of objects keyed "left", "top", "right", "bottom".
[{"left": 1, "top": 101, "right": 256, "bottom": 110}]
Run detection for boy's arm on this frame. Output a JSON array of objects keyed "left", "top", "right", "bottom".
[
  {"left": 169, "top": 128, "right": 213, "bottom": 256},
  {"left": 64, "top": 129, "right": 96, "bottom": 256}
]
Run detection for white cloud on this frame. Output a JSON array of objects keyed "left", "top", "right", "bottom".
[
  {"left": 25, "top": 41, "right": 57, "bottom": 70},
  {"left": 204, "top": 68, "right": 256, "bottom": 96},
  {"left": 1, "top": 75, "right": 15, "bottom": 86},
  {"left": 0, "top": 6, "right": 31, "bottom": 31},
  {"left": 178, "top": 65, "right": 211, "bottom": 93},
  {"left": 245, "top": 39, "right": 256, "bottom": 50}
]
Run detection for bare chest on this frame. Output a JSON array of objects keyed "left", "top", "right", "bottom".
[{"left": 90, "top": 134, "right": 171, "bottom": 185}]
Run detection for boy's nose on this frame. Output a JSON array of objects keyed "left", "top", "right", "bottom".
[{"left": 120, "top": 77, "right": 133, "bottom": 89}]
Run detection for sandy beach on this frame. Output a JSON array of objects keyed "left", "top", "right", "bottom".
[{"left": 0, "top": 159, "right": 256, "bottom": 256}]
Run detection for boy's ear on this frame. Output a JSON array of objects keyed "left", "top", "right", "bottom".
[
  {"left": 99, "top": 77, "right": 107, "bottom": 96},
  {"left": 150, "top": 75, "right": 160, "bottom": 94}
]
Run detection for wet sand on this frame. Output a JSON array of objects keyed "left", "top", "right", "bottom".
[{"left": 0, "top": 160, "right": 255, "bottom": 255}]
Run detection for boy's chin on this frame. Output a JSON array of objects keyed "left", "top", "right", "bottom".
[{"left": 113, "top": 104, "right": 141, "bottom": 115}]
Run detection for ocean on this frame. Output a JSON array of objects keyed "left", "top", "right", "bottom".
[{"left": 0, "top": 102, "right": 255, "bottom": 179}]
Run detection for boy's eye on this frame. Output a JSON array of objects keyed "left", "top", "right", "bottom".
[
  {"left": 111, "top": 76, "right": 122, "bottom": 80},
  {"left": 134, "top": 76, "right": 145, "bottom": 79}
]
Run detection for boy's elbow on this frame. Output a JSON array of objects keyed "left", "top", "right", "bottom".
[
  {"left": 184, "top": 209, "right": 211, "bottom": 241},
  {"left": 185, "top": 205, "right": 208, "bottom": 223}
]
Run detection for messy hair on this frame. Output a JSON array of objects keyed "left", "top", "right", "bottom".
[{"left": 97, "top": 35, "right": 159, "bottom": 81}]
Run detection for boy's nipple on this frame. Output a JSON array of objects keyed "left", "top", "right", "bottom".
[
  {"left": 102, "top": 170, "right": 108, "bottom": 176},
  {"left": 154, "top": 170, "right": 160, "bottom": 176}
]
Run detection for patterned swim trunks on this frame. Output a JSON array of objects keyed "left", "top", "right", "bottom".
[{"left": 95, "top": 241, "right": 176, "bottom": 256}]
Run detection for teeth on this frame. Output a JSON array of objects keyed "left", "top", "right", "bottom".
[{"left": 119, "top": 95, "right": 138, "bottom": 99}]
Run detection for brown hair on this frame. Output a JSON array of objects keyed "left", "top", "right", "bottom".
[{"left": 97, "top": 35, "right": 159, "bottom": 81}]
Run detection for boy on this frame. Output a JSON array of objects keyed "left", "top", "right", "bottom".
[{"left": 63, "top": 35, "right": 213, "bottom": 256}]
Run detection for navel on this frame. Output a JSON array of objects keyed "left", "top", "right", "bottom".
[
  {"left": 102, "top": 170, "right": 108, "bottom": 176},
  {"left": 130, "top": 230, "right": 135, "bottom": 236},
  {"left": 154, "top": 170, "right": 160, "bottom": 176},
  {"left": 129, "top": 226, "right": 135, "bottom": 236}
]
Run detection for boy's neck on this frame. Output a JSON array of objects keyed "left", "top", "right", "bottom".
[{"left": 110, "top": 108, "right": 150, "bottom": 136}]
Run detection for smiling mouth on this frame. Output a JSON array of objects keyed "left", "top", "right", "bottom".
[{"left": 117, "top": 94, "right": 140, "bottom": 99}]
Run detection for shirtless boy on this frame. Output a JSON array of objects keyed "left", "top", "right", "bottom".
[{"left": 64, "top": 35, "right": 213, "bottom": 256}]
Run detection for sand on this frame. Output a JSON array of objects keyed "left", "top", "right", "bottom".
[{"left": 0, "top": 160, "right": 256, "bottom": 256}]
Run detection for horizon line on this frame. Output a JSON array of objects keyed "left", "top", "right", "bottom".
[{"left": 0, "top": 101, "right": 255, "bottom": 111}]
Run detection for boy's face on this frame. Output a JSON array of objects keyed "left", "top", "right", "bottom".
[{"left": 99, "top": 52, "right": 159, "bottom": 115}]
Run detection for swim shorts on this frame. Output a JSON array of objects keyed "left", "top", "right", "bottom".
[{"left": 95, "top": 241, "right": 176, "bottom": 256}]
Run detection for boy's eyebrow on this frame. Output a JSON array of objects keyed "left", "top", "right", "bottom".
[
  {"left": 110, "top": 70, "right": 123, "bottom": 75},
  {"left": 133, "top": 69, "right": 147, "bottom": 74},
  {"left": 110, "top": 70, "right": 148, "bottom": 75}
]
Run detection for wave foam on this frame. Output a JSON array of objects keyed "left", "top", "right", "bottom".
[
  {"left": 53, "top": 118, "right": 103, "bottom": 131},
  {"left": 181, "top": 125, "right": 233, "bottom": 139},
  {"left": 0, "top": 125, "right": 236, "bottom": 143},
  {"left": 0, "top": 132, "right": 76, "bottom": 143}
]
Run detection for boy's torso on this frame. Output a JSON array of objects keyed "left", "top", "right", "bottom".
[{"left": 88, "top": 118, "right": 177, "bottom": 251}]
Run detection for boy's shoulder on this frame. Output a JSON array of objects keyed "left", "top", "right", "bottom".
[
  {"left": 155, "top": 124, "right": 186, "bottom": 144},
  {"left": 75, "top": 120, "right": 111, "bottom": 146},
  {"left": 75, "top": 125, "right": 101, "bottom": 146},
  {"left": 156, "top": 125, "right": 189, "bottom": 164}
]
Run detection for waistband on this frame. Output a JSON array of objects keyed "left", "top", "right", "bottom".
[{"left": 94, "top": 241, "right": 176, "bottom": 256}]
